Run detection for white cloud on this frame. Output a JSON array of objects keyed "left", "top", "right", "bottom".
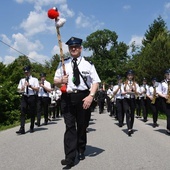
[
  {"left": 163, "top": 2, "right": 170, "bottom": 19},
  {"left": 27, "top": 51, "right": 49, "bottom": 63},
  {"left": 10, "top": 33, "right": 43, "bottom": 56},
  {"left": 20, "top": 10, "right": 48, "bottom": 36},
  {"left": 1, "top": 34, "right": 12, "bottom": 45},
  {"left": 0, "top": 56, "right": 3, "bottom": 62},
  {"left": 123, "top": 5, "right": 131, "bottom": 10},
  {"left": 60, "top": 4, "right": 74, "bottom": 17},
  {"left": 129, "top": 35, "right": 143, "bottom": 46},
  {"left": 3, "top": 55, "right": 16, "bottom": 65},
  {"left": 76, "top": 12, "right": 104, "bottom": 31},
  {"left": 51, "top": 42, "right": 69, "bottom": 56},
  {"left": 165, "top": 2, "right": 170, "bottom": 10}
]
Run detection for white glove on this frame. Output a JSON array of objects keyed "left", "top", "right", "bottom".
[{"left": 55, "top": 18, "right": 66, "bottom": 28}]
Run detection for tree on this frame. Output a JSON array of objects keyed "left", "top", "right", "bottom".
[
  {"left": 142, "top": 16, "right": 167, "bottom": 47},
  {"left": 83, "top": 29, "right": 129, "bottom": 85}
]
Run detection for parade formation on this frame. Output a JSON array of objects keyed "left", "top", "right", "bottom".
[{"left": 12, "top": 6, "right": 170, "bottom": 170}]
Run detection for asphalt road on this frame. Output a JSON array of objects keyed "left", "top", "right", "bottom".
[{"left": 0, "top": 107, "right": 170, "bottom": 170}]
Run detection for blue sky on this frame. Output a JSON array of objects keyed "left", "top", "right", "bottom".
[{"left": 0, "top": 0, "right": 170, "bottom": 65}]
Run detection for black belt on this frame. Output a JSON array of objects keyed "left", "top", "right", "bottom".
[
  {"left": 23, "top": 95, "right": 36, "bottom": 97},
  {"left": 67, "top": 89, "right": 89, "bottom": 94}
]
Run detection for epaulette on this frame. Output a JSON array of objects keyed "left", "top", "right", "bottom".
[
  {"left": 161, "top": 79, "right": 167, "bottom": 83},
  {"left": 60, "top": 57, "right": 70, "bottom": 62},
  {"left": 84, "top": 57, "right": 93, "bottom": 65}
]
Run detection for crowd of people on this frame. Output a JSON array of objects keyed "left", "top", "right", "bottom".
[
  {"left": 15, "top": 36, "right": 170, "bottom": 169},
  {"left": 96, "top": 69, "right": 170, "bottom": 137},
  {"left": 16, "top": 66, "right": 62, "bottom": 134}
]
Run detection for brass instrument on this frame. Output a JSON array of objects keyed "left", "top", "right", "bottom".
[
  {"left": 151, "top": 86, "right": 156, "bottom": 104},
  {"left": 166, "top": 81, "right": 170, "bottom": 104}
]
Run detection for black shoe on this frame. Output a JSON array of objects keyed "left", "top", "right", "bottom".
[
  {"left": 16, "top": 128, "right": 25, "bottom": 134},
  {"left": 153, "top": 123, "right": 159, "bottom": 128},
  {"left": 35, "top": 122, "right": 40, "bottom": 127},
  {"left": 61, "top": 159, "right": 74, "bottom": 169},
  {"left": 143, "top": 119, "right": 148, "bottom": 122},
  {"left": 166, "top": 129, "right": 170, "bottom": 134},
  {"left": 62, "top": 164, "right": 73, "bottom": 169},
  {"left": 30, "top": 128, "right": 34, "bottom": 133},
  {"left": 42, "top": 122, "right": 48, "bottom": 125},
  {"left": 128, "top": 130, "right": 132, "bottom": 136},
  {"left": 78, "top": 153, "right": 85, "bottom": 160},
  {"left": 118, "top": 123, "right": 123, "bottom": 127}
]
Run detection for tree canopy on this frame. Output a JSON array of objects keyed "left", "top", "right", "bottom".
[{"left": 1, "top": 16, "right": 170, "bottom": 126}]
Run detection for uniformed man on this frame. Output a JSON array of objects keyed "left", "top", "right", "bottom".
[
  {"left": 140, "top": 78, "right": 150, "bottom": 122},
  {"left": 35, "top": 73, "right": 51, "bottom": 126},
  {"left": 157, "top": 69, "right": 170, "bottom": 134},
  {"left": 123, "top": 70, "right": 140, "bottom": 136},
  {"left": 97, "top": 85, "right": 106, "bottom": 114},
  {"left": 16, "top": 66, "right": 39, "bottom": 134},
  {"left": 106, "top": 84, "right": 114, "bottom": 116},
  {"left": 113, "top": 75, "right": 125, "bottom": 127},
  {"left": 54, "top": 37, "right": 101, "bottom": 169},
  {"left": 148, "top": 77, "right": 162, "bottom": 128}
]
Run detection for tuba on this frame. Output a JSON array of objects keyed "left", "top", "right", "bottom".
[{"left": 166, "top": 81, "right": 170, "bottom": 104}]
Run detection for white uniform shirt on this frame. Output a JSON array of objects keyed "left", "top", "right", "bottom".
[
  {"left": 54, "top": 56, "right": 101, "bottom": 91},
  {"left": 140, "top": 84, "right": 150, "bottom": 97},
  {"left": 107, "top": 88, "right": 113, "bottom": 98},
  {"left": 113, "top": 84, "right": 125, "bottom": 99},
  {"left": 38, "top": 80, "right": 51, "bottom": 97},
  {"left": 161, "top": 80, "right": 168, "bottom": 95},
  {"left": 149, "top": 82, "right": 162, "bottom": 96},
  {"left": 123, "top": 81, "right": 140, "bottom": 98},
  {"left": 18, "top": 75, "right": 39, "bottom": 96}
]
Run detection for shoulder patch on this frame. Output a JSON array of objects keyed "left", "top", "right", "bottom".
[
  {"left": 60, "top": 57, "right": 70, "bottom": 62},
  {"left": 84, "top": 57, "right": 93, "bottom": 65}
]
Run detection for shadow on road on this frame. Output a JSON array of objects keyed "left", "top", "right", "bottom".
[
  {"left": 154, "top": 129, "right": 170, "bottom": 136},
  {"left": 86, "top": 145, "right": 105, "bottom": 157}
]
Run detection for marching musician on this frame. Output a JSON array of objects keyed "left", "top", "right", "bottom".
[
  {"left": 157, "top": 69, "right": 170, "bottom": 134},
  {"left": 35, "top": 73, "right": 51, "bottom": 126},
  {"left": 139, "top": 78, "right": 150, "bottom": 122},
  {"left": 16, "top": 66, "right": 39, "bottom": 134},
  {"left": 113, "top": 75, "right": 125, "bottom": 127},
  {"left": 123, "top": 70, "right": 140, "bottom": 136},
  {"left": 148, "top": 77, "right": 162, "bottom": 128},
  {"left": 106, "top": 84, "right": 114, "bottom": 116},
  {"left": 97, "top": 85, "right": 106, "bottom": 114}
]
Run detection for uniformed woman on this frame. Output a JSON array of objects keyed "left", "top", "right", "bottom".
[{"left": 123, "top": 70, "right": 140, "bottom": 136}]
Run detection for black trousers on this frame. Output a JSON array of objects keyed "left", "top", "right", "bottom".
[
  {"left": 135, "top": 98, "right": 141, "bottom": 117},
  {"left": 20, "top": 95, "right": 37, "bottom": 129},
  {"left": 140, "top": 97, "right": 149, "bottom": 120},
  {"left": 61, "top": 91, "right": 90, "bottom": 163},
  {"left": 123, "top": 98, "right": 135, "bottom": 130},
  {"left": 150, "top": 98, "right": 159, "bottom": 124},
  {"left": 56, "top": 99, "right": 62, "bottom": 117},
  {"left": 161, "top": 97, "right": 170, "bottom": 130},
  {"left": 116, "top": 99, "right": 124, "bottom": 125},
  {"left": 37, "top": 97, "right": 50, "bottom": 123},
  {"left": 98, "top": 99, "right": 105, "bottom": 113}
]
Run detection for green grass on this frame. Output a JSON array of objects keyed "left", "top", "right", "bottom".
[{"left": 0, "top": 119, "right": 30, "bottom": 132}]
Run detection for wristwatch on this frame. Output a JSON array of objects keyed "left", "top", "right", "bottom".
[{"left": 90, "top": 93, "right": 95, "bottom": 97}]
